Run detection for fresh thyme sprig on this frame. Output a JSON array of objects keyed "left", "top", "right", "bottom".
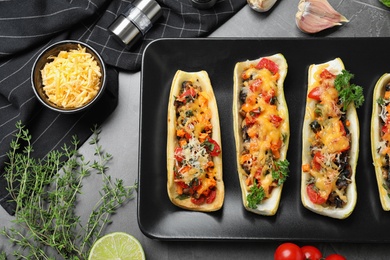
[{"left": 1, "top": 122, "right": 137, "bottom": 259}]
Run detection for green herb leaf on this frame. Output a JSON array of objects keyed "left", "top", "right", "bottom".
[
  {"left": 176, "top": 194, "right": 190, "bottom": 200},
  {"left": 272, "top": 159, "right": 290, "bottom": 186},
  {"left": 281, "top": 133, "right": 288, "bottom": 144},
  {"left": 380, "top": 0, "right": 390, "bottom": 7},
  {"left": 185, "top": 110, "right": 194, "bottom": 117},
  {"left": 247, "top": 180, "right": 265, "bottom": 209},
  {"left": 202, "top": 139, "right": 214, "bottom": 152},
  {"left": 334, "top": 70, "right": 365, "bottom": 111},
  {"left": 377, "top": 97, "right": 386, "bottom": 106}
]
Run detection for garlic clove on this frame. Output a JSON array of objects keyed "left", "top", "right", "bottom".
[
  {"left": 247, "top": 0, "right": 278, "bottom": 12},
  {"left": 296, "top": 11, "right": 341, "bottom": 34},
  {"left": 296, "top": 0, "right": 348, "bottom": 34},
  {"left": 306, "top": 0, "right": 348, "bottom": 23}
]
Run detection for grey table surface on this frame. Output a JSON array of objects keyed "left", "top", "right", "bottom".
[{"left": 1, "top": 0, "right": 390, "bottom": 259}]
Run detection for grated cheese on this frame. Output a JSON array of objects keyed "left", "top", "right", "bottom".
[
  {"left": 40, "top": 45, "right": 101, "bottom": 109},
  {"left": 174, "top": 79, "right": 218, "bottom": 190},
  {"left": 239, "top": 63, "right": 285, "bottom": 198},
  {"left": 183, "top": 136, "right": 209, "bottom": 170},
  {"left": 307, "top": 66, "right": 351, "bottom": 205}
]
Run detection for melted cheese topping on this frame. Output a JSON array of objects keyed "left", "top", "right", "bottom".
[
  {"left": 173, "top": 80, "right": 218, "bottom": 203},
  {"left": 306, "top": 68, "right": 351, "bottom": 206},
  {"left": 321, "top": 118, "right": 349, "bottom": 154},
  {"left": 179, "top": 137, "right": 209, "bottom": 184},
  {"left": 41, "top": 45, "right": 101, "bottom": 109},
  {"left": 239, "top": 61, "right": 285, "bottom": 198}
]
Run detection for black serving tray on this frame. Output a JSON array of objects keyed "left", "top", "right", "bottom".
[{"left": 138, "top": 38, "right": 390, "bottom": 241}]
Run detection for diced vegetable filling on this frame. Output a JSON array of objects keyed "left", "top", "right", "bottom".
[
  {"left": 303, "top": 67, "right": 352, "bottom": 208},
  {"left": 238, "top": 58, "right": 289, "bottom": 209},
  {"left": 173, "top": 80, "right": 220, "bottom": 205},
  {"left": 377, "top": 83, "right": 390, "bottom": 195}
]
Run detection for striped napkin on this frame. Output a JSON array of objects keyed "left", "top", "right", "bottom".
[{"left": 0, "top": 0, "right": 245, "bottom": 214}]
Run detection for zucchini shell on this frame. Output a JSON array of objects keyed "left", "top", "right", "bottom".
[
  {"left": 233, "top": 53, "right": 289, "bottom": 215},
  {"left": 166, "top": 70, "right": 224, "bottom": 212},
  {"left": 301, "top": 58, "right": 359, "bottom": 219},
  {"left": 371, "top": 73, "right": 390, "bottom": 211}
]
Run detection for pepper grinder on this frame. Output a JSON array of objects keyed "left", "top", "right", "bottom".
[{"left": 108, "top": 0, "right": 162, "bottom": 48}]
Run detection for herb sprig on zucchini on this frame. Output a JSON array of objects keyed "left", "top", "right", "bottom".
[{"left": 334, "top": 70, "right": 365, "bottom": 111}]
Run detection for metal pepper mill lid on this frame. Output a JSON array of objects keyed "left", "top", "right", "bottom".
[{"left": 108, "top": 0, "right": 162, "bottom": 48}]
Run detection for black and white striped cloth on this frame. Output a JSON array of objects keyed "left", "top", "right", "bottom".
[{"left": 0, "top": 0, "right": 245, "bottom": 214}]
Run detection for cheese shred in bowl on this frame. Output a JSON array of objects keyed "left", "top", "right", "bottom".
[{"left": 40, "top": 44, "right": 102, "bottom": 109}]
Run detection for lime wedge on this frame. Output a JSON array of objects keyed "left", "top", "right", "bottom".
[{"left": 88, "top": 232, "right": 145, "bottom": 260}]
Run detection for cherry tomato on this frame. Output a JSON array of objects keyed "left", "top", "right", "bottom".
[
  {"left": 301, "top": 245, "right": 322, "bottom": 260},
  {"left": 256, "top": 58, "right": 279, "bottom": 74},
  {"left": 270, "top": 114, "right": 283, "bottom": 128},
  {"left": 205, "top": 189, "right": 216, "bottom": 204},
  {"left": 274, "top": 243, "right": 304, "bottom": 260},
  {"left": 306, "top": 184, "right": 327, "bottom": 205},
  {"left": 178, "top": 87, "right": 197, "bottom": 103},
  {"left": 245, "top": 114, "right": 258, "bottom": 125},
  {"left": 176, "top": 181, "right": 189, "bottom": 189},
  {"left": 382, "top": 124, "right": 389, "bottom": 133},
  {"left": 312, "top": 152, "right": 323, "bottom": 171},
  {"left": 262, "top": 89, "right": 275, "bottom": 104},
  {"left": 245, "top": 108, "right": 261, "bottom": 125},
  {"left": 190, "top": 196, "right": 205, "bottom": 205},
  {"left": 308, "top": 86, "right": 322, "bottom": 101},
  {"left": 204, "top": 138, "right": 221, "bottom": 157},
  {"left": 174, "top": 147, "right": 184, "bottom": 162},
  {"left": 325, "top": 254, "right": 346, "bottom": 260},
  {"left": 320, "top": 69, "right": 335, "bottom": 79},
  {"left": 250, "top": 78, "right": 262, "bottom": 93}
]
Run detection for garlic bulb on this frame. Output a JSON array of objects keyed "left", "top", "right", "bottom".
[
  {"left": 296, "top": 0, "right": 348, "bottom": 34},
  {"left": 247, "top": 0, "right": 277, "bottom": 12}
]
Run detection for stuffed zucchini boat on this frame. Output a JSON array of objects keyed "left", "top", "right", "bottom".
[
  {"left": 301, "top": 58, "right": 364, "bottom": 219},
  {"left": 167, "top": 70, "right": 224, "bottom": 211},
  {"left": 371, "top": 73, "right": 390, "bottom": 211},
  {"left": 233, "top": 53, "right": 290, "bottom": 215}
]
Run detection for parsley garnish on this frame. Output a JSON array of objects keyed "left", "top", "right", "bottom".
[
  {"left": 334, "top": 70, "right": 365, "bottom": 111},
  {"left": 247, "top": 180, "right": 265, "bottom": 209},
  {"left": 377, "top": 97, "right": 386, "bottom": 106},
  {"left": 272, "top": 159, "right": 290, "bottom": 186}
]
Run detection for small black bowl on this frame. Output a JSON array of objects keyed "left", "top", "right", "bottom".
[{"left": 31, "top": 40, "right": 107, "bottom": 113}]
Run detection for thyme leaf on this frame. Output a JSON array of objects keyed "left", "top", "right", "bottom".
[{"left": 1, "top": 122, "right": 137, "bottom": 259}]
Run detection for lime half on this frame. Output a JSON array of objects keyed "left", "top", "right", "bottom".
[{"left": 88, "top": 232, "right": 145, "bottom": 260}]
